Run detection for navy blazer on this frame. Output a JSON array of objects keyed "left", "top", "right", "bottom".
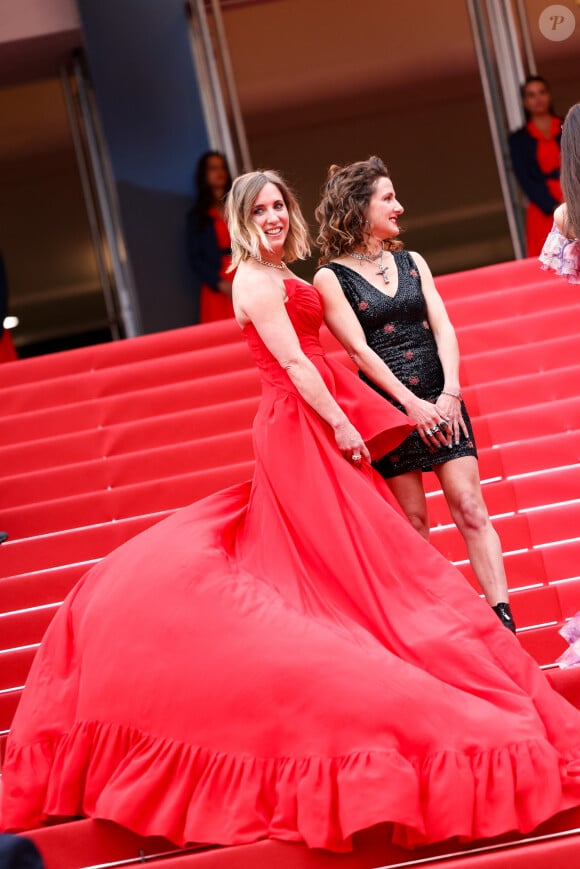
[
  {"left": 508, "top": 125, "right": 562, "bottom": 215},
  {"left": 186, "top": 211, "right": 230, "bottom": 291}
]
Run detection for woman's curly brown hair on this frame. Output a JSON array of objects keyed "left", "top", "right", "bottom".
[{"left": 315, "top": 156, "right": 403, "bottom": 266}]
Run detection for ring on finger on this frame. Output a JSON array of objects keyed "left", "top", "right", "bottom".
[
  {"left": 352, "top": 453, "right": 362, "bottom": 462},
  {"left": 431, "top": 425, "right": 440, "bottom": 434},
  {"left": 439, "top": 420, "right": 448, "bottom": 431}
]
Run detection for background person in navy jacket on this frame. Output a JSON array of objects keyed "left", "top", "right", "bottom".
[
  {"left": 509, "top": 75, "right": 563, "bottom": 257},
  {"left": 186, "top": 151, "right": 236, "bottom": 323}
]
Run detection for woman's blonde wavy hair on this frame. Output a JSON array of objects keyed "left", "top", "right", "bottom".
[
  {"left": 226, "top": 170, "right": 311, "bottom": 268},
  {"left": 315, "top": 156, "right": 403, "bottom": 266}
]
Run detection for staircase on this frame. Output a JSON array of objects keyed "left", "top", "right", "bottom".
[{"left": 1, "top": 257, "right": 580, "bottom": 868}]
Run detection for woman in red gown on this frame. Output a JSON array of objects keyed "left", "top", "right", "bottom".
[
  {"left": 3, "top": 170, "right": 580, "bottom": 852},
  {"left": 509, "top": 76, "right": 563, "bottom": 257},
  {"left": 186, "top": 151, "right": 236, "bottom": 322}
]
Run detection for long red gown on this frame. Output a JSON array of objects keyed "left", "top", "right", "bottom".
[{"left": 3, "top": 279, "right": 580, "bottom": 852}]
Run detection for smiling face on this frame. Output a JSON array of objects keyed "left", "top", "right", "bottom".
[
  {"left": 251, "top": 182, "right": 290, "bottom": 255},
  {"left": 365, "top": 176, "right": 404, "bottom": 242}
]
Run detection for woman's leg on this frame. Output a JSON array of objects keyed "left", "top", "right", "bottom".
[
  {"left": 434, "top": 457, "right": 512, "bottom": 613},
  {"left": 386, "top": 470, "right": 430, "bottom": 540}
]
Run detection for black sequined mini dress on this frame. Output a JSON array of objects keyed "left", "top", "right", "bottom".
[{"left": 323, "top": 252, "right": 477, "bottom": 479}]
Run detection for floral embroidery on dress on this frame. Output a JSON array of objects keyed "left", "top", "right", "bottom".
[
  {"left": 539, "top": 224, "right": 580, "bottom": 284},
  {"left": 404, "top": 350, "right": 414, "bottom": 360},
  {"left": 409, "top": 269, "right": 419, "bottom": 278},
  {"left": 358, "top": 300, "right": 369, "bottom": 311},
  {"left": 384, "top": 324, "right": 395, "bottom": 333},
  {"left": 409, "top": 375, "right": 420, "bottom": 386},
  {"left": 422, "top": 320, "right": 430, "bottom": 330}
]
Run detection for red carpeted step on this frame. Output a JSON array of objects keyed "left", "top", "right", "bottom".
[
  {"left": 25, "top": 819, "right": 185, "bottom": 869},
  {"left": 468, "top": 367, "right": 580, "bottom": 416},
  {"left": 427, "top": 465, "right": 578, "bottom": 528},
  {"left": 540, "top": 540, "right": 580, "bottom": 585},
  {"left": 409, "top": 832, "right": 580, "bottom": 869},
  {"left": 82, "top": 826, "right": 580, "bottom": 869},
  {"left": 0, "top": 390, "right": 258, "bottom": 447},
  {"left": 0, "top": 563, "right": 91, "bottom": 610},
  {"left": 460, "top": 334, "right": 579, "bottom": 385},
  {"left": 436, "top": 256, "right": 554, "bottom": 298},
  {"left": 0, "top": 605, "right": 59, "bottom": 651},
  {"left": 508, "top": 584, "right": 562, "bottom": 628},
  {"left": 0, "top": 689, "right": 22, "bottom": 733},
  {"left": 454, "top": 304, "right": 580, "bottom": 354},
  {"left": 0, "top": 321, "right": 241, "bottom": 388},
  {"left": 553, "top": 577, "right": 580, "bottom": 619},
  {"left": 1, "top": 341, "right": 255, "bottom": 416},
  {"left": 496, "top": 430, "right": 580, "bottom": 477},
  {"left": 452, "top": 548, "right": 548, "bottom": 591},
  {"left": 499, "top": 548, "right": 548, "bottom": 588},
  {"left": 518, "top": 624, "right": 566, "bottom": 666},
  {"left": 444, "top": 277, "right": 574, "bottom": 323},
  {"left": 0, "top": 647, "right": 37, "bottom": 691},
  {"left": 525, "top": 502, "right": 580, "bottom": 547},
  {"left": 0, "top": 514, "right": 163, "bottom": 578},
  {"left": 0, "top": 408, "right": 251, "bottom": 475},
  {"left": 1, "top": 365, "right": 260, "bottom": 431},
  {"left": 431, "top": 513, "right": 532, "bottom": 562},
  {"left": 0, "top": 461, "right": 254, "bottom": 541},
  {"left": 484, "top": 396, "right": 580, "bottom": 445},
  {"left": 547, "top": 667, "right": 580, "bottom": 709},
  {"left": 0, "top": 432, "right": 254, "bottom": 510},
  {"left": 511, "top": 466, "right": 580, "bottom": 511},
  {"left": 24, "top": 809, "right": 580, "bottom": 869}
]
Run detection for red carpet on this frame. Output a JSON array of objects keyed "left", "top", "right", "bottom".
[{"left": 1, "top": 257, "right": 580, "bottom": 868}]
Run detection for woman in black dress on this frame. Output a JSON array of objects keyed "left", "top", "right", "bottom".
[{"left": 313, "top": 157, "right": 514, "bottom": 632}]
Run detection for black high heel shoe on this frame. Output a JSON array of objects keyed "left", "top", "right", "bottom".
[{"left": 492, "top": 602, "right": 516, "bottom": 634}]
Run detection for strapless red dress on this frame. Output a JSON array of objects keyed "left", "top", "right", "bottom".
[{"left": 3, "top": 279, "right": 580, "bottom": 852}]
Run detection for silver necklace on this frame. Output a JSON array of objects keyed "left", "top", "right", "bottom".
[
  {"left": 350, "top": 248, "right": 390, "bottom": 284},
  {"left": 253, "top": 255, "right": 287, "bottom": 271}
]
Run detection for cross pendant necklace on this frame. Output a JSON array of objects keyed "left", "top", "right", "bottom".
[
  {"left": 350, "top": 248, "right": 390, "bottom": 284},
  {"left": 375, "top": 254, "right": 390, "bottom": 285}
]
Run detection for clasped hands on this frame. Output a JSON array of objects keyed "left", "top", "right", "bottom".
[{"left": 407, "top": 394, "right": 468, "bottom": 448}]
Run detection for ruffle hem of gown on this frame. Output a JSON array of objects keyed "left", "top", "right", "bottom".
[
  {"left": 4, "top": 721, "right": 580, "bottom": 852},
  {"left": 539, "top": 224, "right": 580, "bottom": 284}
]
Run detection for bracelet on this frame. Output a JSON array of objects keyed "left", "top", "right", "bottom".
[{"left": 441, "top": 390, "right": 462, "bottom": 401}]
